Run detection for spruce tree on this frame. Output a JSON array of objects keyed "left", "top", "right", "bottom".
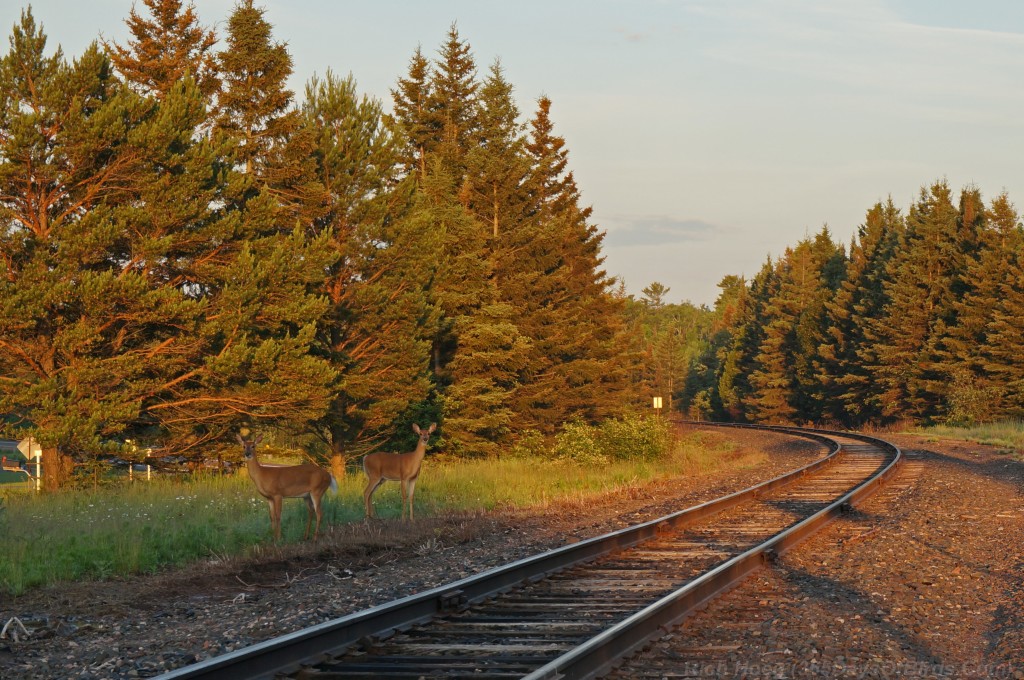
[
  {"left": 215, "top": 0, "right": 325, "bottom": 225},
  {"left": 934, "top": 189, "right": 1018, "bottom": 423},
  {"left": 389, "top": 46, "right": 434, "bottom": 178},
  {"left": 747, "top": 254, "right": 799, "bottom": 423},
  {"left": 464, "top": 61, "right": 530, "bottom": 244},
  {"left": 973, "top": 194, "right": 1024, "bottom": 417},
  {"left": 513, "top": 95, "right": 633, "bottom": 428},
  {"left": 717, "top": 260, "right": 777, "bottom": 421},
  {"left": 428, "top": 23, "right": 478, "bottom": 174},
  {"left": 984, "top": 252, "right": 1024, "bottom": 416},
  {"left": 302, "top": 70, "right": 432, "bottom": 471},
  {"left": 868, "top": 181, "right": 962, "bottom": 421},
  {"left": 819, "top": 200, "right": 903, "bottom": 425},
  {"left": 106, "top": 0, "right": 218, "bottom": 101},
  {"left": 409, "top": 159, "right": 525, "bottom": 454}
]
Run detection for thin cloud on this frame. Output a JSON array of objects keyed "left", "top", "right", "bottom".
[
  {"left": 602, "top": 215, "right": 722, "bottom": 247},
  {"left": 614, "top": 26, "right": 650, "bottom": 43}
]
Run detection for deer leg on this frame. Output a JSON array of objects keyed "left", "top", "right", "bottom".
[
  {"left": 407, "top": 479, "right": 418, "bottom": 521},
  {"left": 400, "top": 480, "right": 409, "bottom": 520},
  {"left": 276, "top": 496, "right": 286, "bottom": 542},
  {"left": 266, "top": 498, "right": 280, "bottom": 541},
  {"left": 311, "top": 490, "right": 324, "bottom": 540},
  {"left": 363, "top": 477, "right": 383, "bottom": 518},
  {"left": 303, "top": 494, "right": 315, "bottom": 540}
]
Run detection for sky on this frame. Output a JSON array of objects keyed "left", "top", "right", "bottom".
[{"left": 3, "top": 0, "right": 1023, "bottom": 306}]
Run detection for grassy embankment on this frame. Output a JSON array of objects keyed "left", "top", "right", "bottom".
[
  {"left": 910, "top": 419, "right": 1024, "bottom": 458},
  {"left": 0, "top": 421, "right": 761, "bottom": 595}
]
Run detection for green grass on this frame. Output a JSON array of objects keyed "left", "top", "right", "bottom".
[
  {"left": 0, "top": 426, "right": 746, "bottom": 595},
  {"left": 910, "top": 419, "right": 1024, "bottom": 457}
]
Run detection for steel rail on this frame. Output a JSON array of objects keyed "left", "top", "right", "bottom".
[
  {"left": 156, "top": 424, "right": 897, "bottom": 680},
  {"left": 522, "top": 425, "right": 902, "bottom": 680}
]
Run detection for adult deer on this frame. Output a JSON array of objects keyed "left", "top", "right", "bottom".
[
  {"left": 363, "top": 423, "right": 436, "bottom": 520},
  {"left": 237, "top": 434, "right": 337, "bottom": 541}
]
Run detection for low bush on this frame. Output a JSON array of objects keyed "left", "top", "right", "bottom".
[{"left": 553, "top": 414, "right": 671, "bottom": 464}]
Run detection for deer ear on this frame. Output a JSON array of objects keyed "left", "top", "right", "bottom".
[
  {"left": 412, "top": 424, "right": 421, "bottom": 434},
  {"left": 235, "top": 434, "right": 245, "bottom": 445},
  {"left": 428, "top": 423, "right": 437, "bottom": 433},
  {"left": 253, "top": 434, "right": 263, "bottom": 445}
]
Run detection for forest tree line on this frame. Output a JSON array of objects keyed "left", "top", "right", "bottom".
[
  {"left": 666, "top": 181, "right": 1024, "bottom": 429},
  {"left": 0, "top": 0, "right": 655, "bottom": 489}
]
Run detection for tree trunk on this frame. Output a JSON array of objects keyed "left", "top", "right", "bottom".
[
  {"left": 330, "top": 452, "right": 346, "bottom": 481},
  {"left": 42, "top": 447, "right": 75, "bottom": 491}
]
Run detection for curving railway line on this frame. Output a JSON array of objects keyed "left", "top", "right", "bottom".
[{"left": 157, "top": 423, "right": 902, "bottom": 680}]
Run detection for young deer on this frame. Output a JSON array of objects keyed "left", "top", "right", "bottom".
[
  {"left": 237, "top": 434, "right": 337, "bottom": 541},
  {"left": 362, "top": 423, "right": 436, "bottom": 520}
]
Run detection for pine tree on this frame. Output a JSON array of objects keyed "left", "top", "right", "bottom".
[
  {"left": 389, "top": 46, "right": 433, "bottom": 178},
  {"left": 215, "top": 0, "right": 325, "bottom": 225},
  {"left": 868, "top": 181, "right": 962, "bottom": 422},
  {"left": 974, "top": 194, "right": 1024, "bottom": 417},
  {"left": 0, "top": 11, "right": 203, "bottom": 487},
  {"left": 106, "top": 0, "right": 218, "bottom": 101},
  {"left": 819, "top": 200, "right": 903, "bottom": 425},
  {"left": 137, "top": 2, "right": 338, "bottom": 453},
  {"left": 512, "top": 95, "right": 634, "bottom": 428},
  {"left": 302, "top": 70, "right": 432, "bottom": 471},
  {"left": 717, "top": 261, "right": 777, "bottom": 422}
]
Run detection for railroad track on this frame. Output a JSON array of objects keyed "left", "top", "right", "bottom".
[{"left": 158, "top": 423, "right": 902, "bottom": 680}]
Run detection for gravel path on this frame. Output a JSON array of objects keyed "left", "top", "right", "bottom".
[{"left": 5, "top": 428, "right": 1019, "bottom": 680}]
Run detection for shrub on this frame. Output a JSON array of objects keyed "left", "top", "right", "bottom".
[
  {"left": 508, "top": 430, "right": 547, "bottom": 459},
  {"left": 553, "top": 415, "right": 671, "bottom": 464},
  {"left": 600, "top": 413, "right": 671, "bottom": 462},
  {"left": 553, "top": 420, "right": 606, "bottom": 464}
]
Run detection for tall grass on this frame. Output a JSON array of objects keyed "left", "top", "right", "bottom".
[
  {"left": 0, "top": 419, "right": 747, "bottom": 595},
  {"left": 911, "top": 419, "right": 1024, "bottom": 455}
]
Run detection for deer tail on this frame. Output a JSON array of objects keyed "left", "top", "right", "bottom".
[{"left": 329, "top": 474, "right": 339, "bottom": 495}]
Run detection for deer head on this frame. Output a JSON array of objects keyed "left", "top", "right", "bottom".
[{"left": 236, "top": 433, "right": 263, "bottom": 459}]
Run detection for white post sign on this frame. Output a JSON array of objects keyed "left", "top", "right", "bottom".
[{"left": 16, "top": 437, "right": 42, "bottom": 491}]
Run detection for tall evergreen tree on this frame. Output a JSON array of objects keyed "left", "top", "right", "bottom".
[
  {"left": 215, "top": 0, "right": 325, "bottom": 225},
  {"left": 819, "top": 200, "right": 903, "bottom": 425},
  {"left": 512, "top": 95, "right": 634, "bottom": 428},
  {"left": 389, "top": 46, "right": 433, "bottom": 178},
  {"left": 302, "top": 70, "right": 432, "bottom": 470},
  {"left": 136, "top": 1, "right": 338, "bottom": 454},
  {"left": 464, "top": 61, "right": 529, "bottom": 244},
  {"left": 685, "top": 275, "right": 748, "bottom": 420},
  {"left": 428, "top": 23, "right": 478, "bottom": 174},
  {"left": 105, "top": 0, "right": 218, "bottom": 101},
  {"left": 410, "top": 160, "right": 526, "bottom": 454},
  {"left": 867, "top": 181, "right": 963, "bottom": 422},
  {"left": 984, "top": 239, "right": 1024, "bottom": 416},
  {"left": 0, "top": 11, "right": 213, "bottom": 486},
  {"left": 717, "top": 261, "right": 777, "bottom": 422},
  {"left": 963, "top": 194, "right": 1024, "bottom": 419}
]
